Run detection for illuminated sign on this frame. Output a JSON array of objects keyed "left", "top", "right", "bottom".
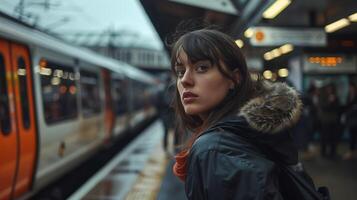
[
  {"left": 250, "top": 27, "right": 327, "bottom": 47},
  {"left": 303, "top": 54, "right": 356, "bottom": 73}
]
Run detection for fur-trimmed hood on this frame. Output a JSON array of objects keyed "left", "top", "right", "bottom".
[
  {"left": 239, "top": 81, "right": 302, "bottom": 134},
  {"left": 204, "top": 81, "right": 302, "bottom": 164}
]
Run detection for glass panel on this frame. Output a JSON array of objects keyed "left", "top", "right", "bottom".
[
  {"left": 40, "top": 60, "right": 78, "bottom": 124},
  {"left": 17, "top": 57, "right": 30, "bottom": 129},
  {"left": 112, "top": 79, "right": 127, "bottom": 115},
  {"left": 0, "top": 54, "right": 11, "bottom": 134},
  {"left": 80, "top": 70, "right": 101, "bottom": 117},
  {"left": 132, "top": 81, "right": 145, "bottom": 111}
]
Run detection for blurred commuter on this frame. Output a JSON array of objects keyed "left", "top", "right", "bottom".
[
  {"left": 317, "top": 83, "right": 342, "bottom": 158},
  {"left": 292, "top": 93, "right": 315, "bottom": 157},
  {"left": 168, "top": 27, "right": 326, "bottom": 199},
  {"left": 343, "top": 82, "right": 357, "bottom": 160},
  {"left": 308, "top": 84, "right": 320, "bottom": 139},
  {"left": 156, "top": 75, "right": 175, "bottom": 154}
]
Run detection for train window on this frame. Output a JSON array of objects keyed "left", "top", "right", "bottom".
[
  {"left": 112, "top": 79, "right": 127, "bottom": 115},
  {"left": 40, "top": 61, "right": 78, "bottom": 124},
  {"left": 132, "top": 80, "right": 146, "bottom": 111},
  {"left": 126, "top": 52, "right": 131, "bottom": 62},
  {"left": 80, "top": 70, "right": 101, "bottom": 117},
  {"left": 0, "top": 54, "right": 11, "bottom": 134},
  {"left": 17, "top": 57, "right": 30, "bottom": 129}
]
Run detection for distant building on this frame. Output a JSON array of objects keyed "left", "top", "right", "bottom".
[
  {"left": 89, "top": 46, "right": 170, "bottom": 72},
  {"left": 58, "top": 30, "right": 171, "bottom": 73}
]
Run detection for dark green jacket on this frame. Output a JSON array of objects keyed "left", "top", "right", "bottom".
[{"left": 185, "top": 82, "right": 323, "bottom": 200}]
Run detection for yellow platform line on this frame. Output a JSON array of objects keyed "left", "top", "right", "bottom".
[{"left": 125, "top": 143, "right": 169, "bottom": 200}]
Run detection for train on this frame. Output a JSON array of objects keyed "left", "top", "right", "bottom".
[{"left": 0, "top": 13, "right": 159, "bottom": 200}]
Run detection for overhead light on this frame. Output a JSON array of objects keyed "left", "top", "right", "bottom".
[
  {"left": 279, "top": 44, "right": 293, "bottom": 54},
  {"left": 263, "top": 70, "right": 273, "bottom": 79},
  {"left": 262, "top": 0, "right": 291, "bottom": 19},
  {"left": 235, "top": 39, "right": 244, "bottom": 48},
  {"left": 278, "top": 68, "right": 289, "bottom": 77},
  {"left": 348, "top": 13, "right": 357, "bottom": 22},
  {"left": 325, "top": 18, "right": 350, "bottom": 33},
  {"left": 264, "top": 52, "right": 274, "bottom": 60},
  {"left": 263, "top": 44, "right": 294, "bottom": 61},
  {"left": 271, "top": 49, "right": 281, "bottom": 57},
  {"left": 244, "top": 28, "right": 254, "bottom": 38}
]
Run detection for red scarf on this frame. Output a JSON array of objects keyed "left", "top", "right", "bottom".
[{"left": 173, "top": 149, "right": 189, "bottom": 181}]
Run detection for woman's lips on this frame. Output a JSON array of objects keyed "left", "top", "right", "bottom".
[{"left": 182, "top": 92, "right": 198, "bottom": 104}]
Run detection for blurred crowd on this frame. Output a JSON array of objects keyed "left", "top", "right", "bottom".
[{"left": 293, "top": 81, "right": 357, "bottom": 160}]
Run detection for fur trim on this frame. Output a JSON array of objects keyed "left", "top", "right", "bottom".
[{"left": 238, "top": 81, "right": 302, "bottom": 134}]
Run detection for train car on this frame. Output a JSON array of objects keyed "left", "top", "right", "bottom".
[{"left": 0, "top": 13, "right": 158, "bottom": 200}]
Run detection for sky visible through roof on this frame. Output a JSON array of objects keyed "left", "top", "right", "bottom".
[{"left": 0, "top": 0, "right": 163, "bottom": 50}]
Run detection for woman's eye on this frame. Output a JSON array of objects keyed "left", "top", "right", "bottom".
[
  {"left": 176, "top": 69, "right": 185, "bottom": 78},
  {"left": 196, "top": 65, "right": 209, "bottom": 72}
]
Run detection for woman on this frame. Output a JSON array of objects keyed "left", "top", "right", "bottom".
[{"left": 169, "top": 28, "right": 321, "bottom": 199}]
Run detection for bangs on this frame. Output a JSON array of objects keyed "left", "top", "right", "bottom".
[{"left": 171, "top": 32, "right": 221, "bottom": 67}]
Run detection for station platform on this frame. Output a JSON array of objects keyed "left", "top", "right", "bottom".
[
  {"left": 67, "top": 120, "right": 357, "bottom": 200},
  {"left": 68, "top": 120, "right": 185, "bottom": 200}
]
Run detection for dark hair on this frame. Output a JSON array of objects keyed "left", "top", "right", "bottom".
[{"left": 169, "top": 28, "right": 262, "bottom": 149}]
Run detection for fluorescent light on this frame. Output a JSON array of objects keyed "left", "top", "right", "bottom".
[
  {"left": 263, "top": 0, "right": 291, "bottom": 19},
  {"left": 271, "top": 49, "right": 281, "bottom": 57},
  {"left": 244, "top": 28, "right": 254, "bottom": 38},
  {"left": 278, "top": 68, "right": 289, "bottom": 77},
  {"left": 235, "top": 39, "right": 244, "bottom": 48},
  {"left": 264, "top": 52, "right": 274, "bottom": 60},
  {"left": 279, "top": 44, "right": 293, "bottom": 54},
  {"left": 348, "top": 13, "right": 357, "bottom": 22},
  {"left": 264, "top": 44, "right": 294, "bottom": 61},
  {"left": 325, "top": 18, "right": 350, "bottom": 33},
  {"left": 263, "top": 70, "right": 273, "bottom": 80}
]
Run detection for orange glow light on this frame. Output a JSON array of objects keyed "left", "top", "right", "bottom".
[
  {"left": 308, "top": 56, "right": 342, "bottom": 67},
  {"left": 60, "top": 86, "right": 67, "bottom": 94},
  {"left": 69, "top": 86, "right": 76, "bottom": 94}
]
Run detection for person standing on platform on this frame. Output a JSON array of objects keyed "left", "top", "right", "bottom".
[
  {"left": 168, "top": 27, "right": 326, "bottom": 200},
  {"left": 343, "top": 82, "right": 357, "bottom": 160},
  {"left": 156, "top": 75, "right": 175, "bottom": 155},
  {"left": 317, "top": 83, "right": 342, "bottom": 158}
]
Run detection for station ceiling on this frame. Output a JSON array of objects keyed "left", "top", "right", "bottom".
[{"left": 139, "top": 0, "right": 357, "bottom": 55}]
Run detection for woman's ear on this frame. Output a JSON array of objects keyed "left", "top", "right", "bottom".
[
  {"left": 232, "top": 69, "right": 240, "bottom": 87},
  {"left": 229, "top": 70, "right": 240, "bottom": 89}
]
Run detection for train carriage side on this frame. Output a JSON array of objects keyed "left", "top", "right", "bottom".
[
  {"left": 0, "top": 37, "right": 38, "bottom": 200},
  {"left": 110, "top": 72, "right": 131, "bottom": 138},
  {"left": 0, "top": 15, "right": 107, "bottom": 199},
  {"left": 0, "top": 14, "right": 157, "bottom": 200},
  {"left": 123, "top": 67, "right": 157, "bottom": 130},
  {"left": 25, "top": 46, "right": 109, "bottom": 193}
]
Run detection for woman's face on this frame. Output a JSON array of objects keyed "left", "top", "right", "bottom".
[{"left": 175, "top": 50, "right": 233, "bottom": 119}]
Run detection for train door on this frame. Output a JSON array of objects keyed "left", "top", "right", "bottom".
[
  {"left": 0, "top": 39, "right": 37, "bottom": 200},
  {"left": 102, "top": 69, "right": 115, "bottom": 141}
]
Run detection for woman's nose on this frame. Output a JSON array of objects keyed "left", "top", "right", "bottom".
[{"left": 180, "top": 70, "right": 194, "bottom": 87}]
